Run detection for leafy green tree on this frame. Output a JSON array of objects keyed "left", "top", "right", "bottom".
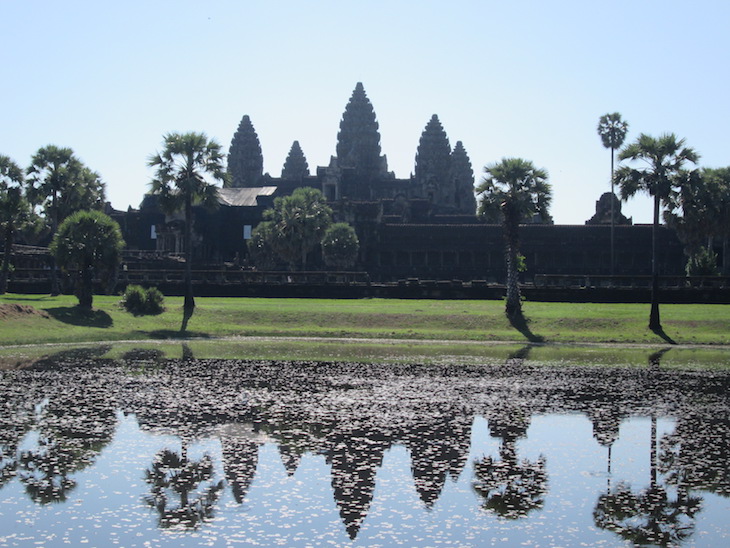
[
  {"left": 321, "top": 223, "right": 360, "bottom": 269},
  {"left": 50, "top": 210, "right": 125, "bottom": 309},
  {"left": 476, "top": 158, "right": 552, "bottom": 318},
  {"left": 615, "top": 134, "right": 699, "bottom": 330},
  {"left": 264, "top": 187, "right": 332, "bottom": 269},
  {"left": 0, "top": 155, "right": 35, "bottom": 294},
  {"left": 149, "top": 132, "right": 227, "bottom": 314},
  {"left": 667, "top": 167, "right": 730, "bottom": 275},
  {"left": 246, "top": 221, "right": 279, "bottom": 270},
  {"left": 597, "top": 113, "right": 629, "bottom": 274}
]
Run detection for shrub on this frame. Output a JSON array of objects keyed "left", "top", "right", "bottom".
[
  {"left": 686, "top": 247, "right": 719, "bottom": 276},
  {"left": 122, "top": 285, "right": 165, "bottom": 315},
  {"left": 321, "top": 223, "right": 359, "bottom": 269},
  {"left": 143, "top": 287, "right": 165, "bottom": 315}
]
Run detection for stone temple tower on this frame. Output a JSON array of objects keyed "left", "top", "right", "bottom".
[{"left": 335, "top": 83, "right": 388, "bottom": 199}]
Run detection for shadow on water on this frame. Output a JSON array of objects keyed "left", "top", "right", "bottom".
[
  {"left": 508, "top": 311, "right": 545, "bottom": 343},
  {"left": 649, "top": 347, "right": 673, "bottom": 368},
  {"left": 46, "top": 307, "right": 113, "bottom": 328},
  {"left": 121, "top": 348, "right": 166, "bottom": 362},
  {"left": 29, "top": 345, "right": 113, "bottom": 370}
]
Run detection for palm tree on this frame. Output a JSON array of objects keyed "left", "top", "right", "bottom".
[
  {"left": 26, "top": 145, "right": 106, "bottom": 230},
  {"left": 148, "top": 132, "right": 227, "bottom": 314},
  {"left": 0, "top": 155, "right": 34, "bottom": 294},
  {"left": 476, "top": 158, "right": 551, "bottom": 318},
  {"left": 614, "top": 134, "right": 699, "bottom": 330},
  {"left": 597, "top": 113, "right": 629, "bottom": 275},
  {"left": 26, "top": 145, "right": 106, "bottom": 295},
  {"left": 264, "top": 187, "right": 332, "bottom": 270}
]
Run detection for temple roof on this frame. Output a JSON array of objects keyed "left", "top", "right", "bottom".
[{"left": 217, "top": 186, "right": 277, "bottom": 207}]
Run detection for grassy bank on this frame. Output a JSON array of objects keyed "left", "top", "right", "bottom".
[
  {"left": 1, "top": 293, "right": 729, "bottom": 346},
  {"left": 1, "top": 294, "right": 729, "bottom": 368}
]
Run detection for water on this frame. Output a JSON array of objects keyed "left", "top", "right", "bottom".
[{"left": 1, "top": 354, "right": 729, "bottom": 547}]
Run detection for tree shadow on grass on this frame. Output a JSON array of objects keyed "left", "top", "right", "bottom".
[
  {"left": 507, "top": 311, "right": 545, "bottom": 343},
  {"left": 46, "top": 307, "right": 113, "bottom": 328},
  {"left": 2, "top": 295, "right": 56, "bottom": 303},
  {"left": 143, "top": 306, "right": 209, "bottom": 340},
  {"left": 650, "top": 326, "right": 677, "bottom": 345},
  {"left": 145, "top": 330, "right": 211, "bottom": 340}
]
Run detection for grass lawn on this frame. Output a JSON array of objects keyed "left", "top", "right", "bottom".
[{"left": 1, "top": 293, "right": 729, "bottom": 367}]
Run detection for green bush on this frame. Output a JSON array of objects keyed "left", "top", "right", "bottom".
[
  {"left": 686, "top": 247, "right": 719, "bottom": 276},
  {"left": 122, "top": 285, "right": 165, "bottom": 315}
]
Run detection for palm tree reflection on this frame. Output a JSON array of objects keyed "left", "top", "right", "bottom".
[
  {"left": 473, "top": 404, "right": 547, "bottom": 519},
  {"left": 144, "top": 445, "right": 223, "bottom": 529},
  {"left": 593, "top": 350, "right": 702, "bottom": 545}
]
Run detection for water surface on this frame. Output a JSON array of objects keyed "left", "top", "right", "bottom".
[{"left": 1, "top": 350, "right": 728, "bottom": 546}]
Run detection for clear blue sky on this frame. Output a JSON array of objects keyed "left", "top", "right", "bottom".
[{"left": 2, "top": 0, "right": 728, "bottom": 224}]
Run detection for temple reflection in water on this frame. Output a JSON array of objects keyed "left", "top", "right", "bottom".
[{"left": 0, "top": 351, "right": 729, "bottom": 545}]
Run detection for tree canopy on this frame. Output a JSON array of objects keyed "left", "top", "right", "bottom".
[
  {"left": 262, "top": 187, "right": 333, "bottom": 270},
  {"left": 26, "top": 145, "right": 105, "bottom": 232},
  {"left": 50, "top": 210, "right": 125, "bottom": 309},
  {"left": 0, "top": 155, "right": 35, "bottom": 294},
  {"left": 321, "top": 223, "right": 360, "bottom": 269}
]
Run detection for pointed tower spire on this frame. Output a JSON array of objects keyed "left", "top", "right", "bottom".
[
  {"left": 227, "top": 115, "right": 263, "bottom": 188},
  {"left": 281, "top": 140, "right": 309, "bottom": 180},
  {"left": 336, "top": 83, "right": 383, "bottom": 183},
  {"left": 415, "top": 114, "right": 452, "bottom": 203},
  {"left": 450, "top": 141, "right": 477, "bottom": 214}
]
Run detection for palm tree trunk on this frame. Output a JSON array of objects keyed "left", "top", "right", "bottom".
[
  {"left": 50, "top": 189, "right": 60, "bottom": 296},
  {"left": 503, "top": 203, "right": 521, "bottom": 318},
  {"left": 183, "top": 195, "right": 195, "bottom": 313},
  {"left": 649, "top": 194, "right": 661, "bottom": 330},
  {"left": 79, "top": 263, "right": 93, "bottom": 310},
  {"left": 0, "top": 226, "right": 13, "bottom": 294}
]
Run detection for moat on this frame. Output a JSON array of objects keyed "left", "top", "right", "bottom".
[{"left": 1, "top": 351, "right": 729, "bottom": 546}]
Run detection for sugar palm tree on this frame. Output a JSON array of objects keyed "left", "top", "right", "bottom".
[
  {"left": 0, "top": 155, "right": 34, "bottom": 294},
  {"left": 264, "top": 187, "right": 332, "bottom": 270},
  {"left": 26, "top": 145, "right": 106, "bottom": 295},
  {"left": 614, "top": 134, "right": 699, "bottom": 330},
  {"left": 149, "top": 132, "right": 227, "bottom": 314},
  {"left": 476, "top": 158, "right": 551, "bottom": 318},
  {"left": 597, "top": 113, "right": 629, "bottom": 274}
]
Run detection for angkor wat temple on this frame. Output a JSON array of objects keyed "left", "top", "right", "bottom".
[{"left": 113, "top": 83, "right": 694, "bottom": 286}]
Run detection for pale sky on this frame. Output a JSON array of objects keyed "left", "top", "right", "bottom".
[{"left": 2, "top": 0, "right": 729, "bottom": 225}]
